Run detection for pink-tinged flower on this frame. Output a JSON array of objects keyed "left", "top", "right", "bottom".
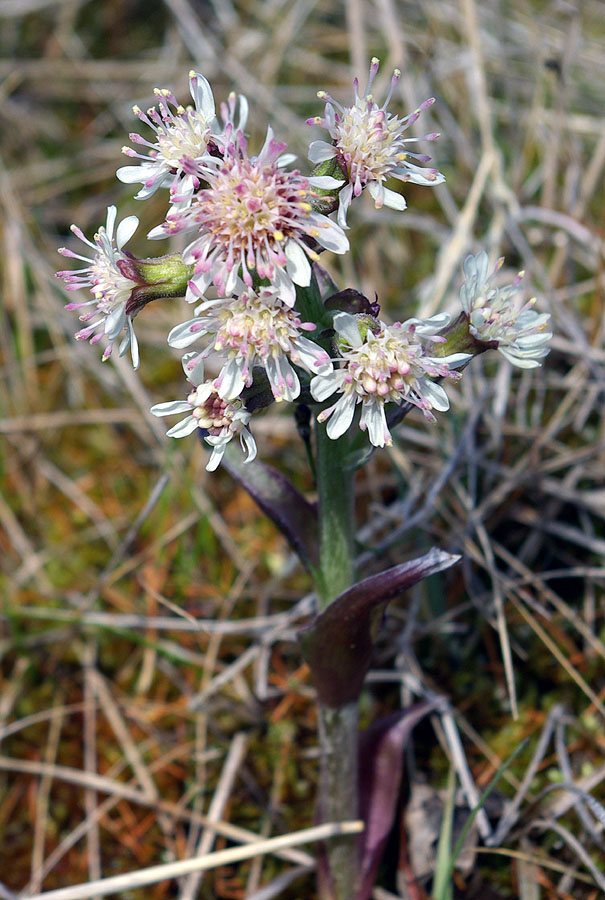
[
  {"left": 56, "top": 206, "right": 141, "bottom": 368},
  {"left": 151, "top": 355, "right": 256, "bottom": 472},
  {"left": 460, "top": 252, "right": 552, "bottom": 368},
  {"left": 117, "top": 71, "right": 248, "bottom": 212},
  {"left": 307, "top": 57, "right": 445, "bottom": 228},
  {"left": 167, "top": 287, "right": 332, "bottom": 402},
  {"left": 311, "top": 312, "right": 470, "bottom": 447},
  {"left": 148, "top": 128, "right": 349, "bottom": 305}
]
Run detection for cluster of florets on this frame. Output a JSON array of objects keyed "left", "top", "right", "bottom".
[
  {"left": 55, "top": 64, "right": 552, "bottom": 471},
  {"left": 312, "top": 312, "right": 470, "bottom": 447},
  {"left": 459, "top": 251, "right": 552, "bottom": 368}
]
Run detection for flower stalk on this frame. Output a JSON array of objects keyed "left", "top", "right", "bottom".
[{"left": 314, "top": 421, "right": 359, "bottom": 899}]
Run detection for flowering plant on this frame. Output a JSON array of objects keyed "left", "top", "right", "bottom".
[{"left": 56, "top": 61, "right": 552, "bottom": 900}]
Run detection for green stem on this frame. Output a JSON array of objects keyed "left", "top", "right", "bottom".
[
  {"left": 314, "top": 419, "right": 359, "bottom": 900},
  {"left": 315, "top": 420, "right": 355, "bottom": 609},
  {"left": 317, "top": 702, "right": 360, "bottom": 900}
]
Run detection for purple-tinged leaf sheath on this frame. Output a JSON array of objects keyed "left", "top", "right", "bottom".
[
  {"left": 299, "top": 548, "right": 460, "bottom": 707},
  {"left": 355, "top": 702, "right": 438, "bottom": 900},
  {"left": 217, "top": 440, "right": 319, "bottom": 572}
]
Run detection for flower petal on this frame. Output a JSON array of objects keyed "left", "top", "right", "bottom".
[
  {"left": 116, "top": 215, "right": 139, "bottom": 251},
  {"left": 285, "top": 240, "right": 311, "bottom": 287},
  {"left": 308, "top": 141, "right": 337, "bottom": 164},
  {"left": 333, "top": 312, "right": 363, "bottom": 348},
  {"left": 168, "top": 319, "right": 205, "bottom": 348},
  {"left": 326, "top": 393, "right": 357, "bottom": 439},
  {"left": 310, "top": 215, "right": 349, "bottom": 254},
  {"left": 167, "top": 415, "right": 199, "bottom": 438},
  {"left": 150, "top": 400, "right": 192, "bottom": 417}
]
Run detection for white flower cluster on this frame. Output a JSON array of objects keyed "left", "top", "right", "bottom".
[
  {"left": 460, "top": 252, "right": 552, "bottom": 368},
  {"left": 56, "top": 66, "right": 552, "bottom": 471}
]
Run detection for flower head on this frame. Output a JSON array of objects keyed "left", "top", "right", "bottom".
[
  {"left": 56, "top": 206, "right": 141, "bottom": 367},
  {"left": 149, "top": 127, "right": 349, "bottom": 305},
  {"left": 460, "top": 252, "right": 552, "bottom": 368},
  {"left": 311, "top": 312, "right": 470, "bottom": 446},
  {"left": 307, "top": 57, "right": 445, "bottom": 227},
  {"left": 117, "top": 71, "right": 248, "bottom": 212},
  {"left": 168, "top": 287, "right": 332, "bottom": 402},
  {"left": 151, "top": 356, "right": 256, "bottom": 471}
]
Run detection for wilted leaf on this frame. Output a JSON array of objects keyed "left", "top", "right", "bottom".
[
  {"left": 299, "top": 548, "right": 460, "bottom": 707},
  {"left": 356, "top": 702, "right": 439, "bottom": 900}
]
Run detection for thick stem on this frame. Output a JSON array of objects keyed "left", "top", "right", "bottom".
[
  {"left": 315, "top": 420, "right": 355, "bottom": 609},
  {"left": 314, "top": 420, "right": 359, "bottom": 899},
  {"left": 317, "top": 703, "right": 359, "bottom": 900}
]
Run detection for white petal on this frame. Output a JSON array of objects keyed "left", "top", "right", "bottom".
[
  {"left": 236, "top": 94, "right": 249, "bottom": 131},
  {"left": 413, "top": 169, "right": 446, "bottom": 186},
  {"left": 309, "top": 175, "right": 345, "bottom": 189},
  {"left": 266, "top": 356, "right": 300, "bottom": 401},
  {"left": 337, "top": 184, "right": 353, "bottom": 229},
  {"left": 118, "top": 330, "right": 130, "bottom": 358},
  {"left": 128, "top": 320, "right": 140, "bottom": 369},
  {"left": 258, "top": 126, "right": 275, "bottom": 159},
  {"left": 310, "top": 372, "right": 340, "bottom": 402},
  {"left": 405, "top": 312, "right": 450, "bottom": 333},
  {"left": 326, "top": 394, "right": 357, "bottom": 439},
  {"left": 381, "top": 186, "right": 407, "bottom": 211},
  {"left": 498, "top": 348, "right": 541, "bottom": 368},
  {"left": 116, "top": 215, "right": 139, "bottom": 250},
  {"left": 116, "top": 166, "right": 147, "bottom": 185},
  {"left": 150, "top": 400, "right": 192, "bottom": 417},
  {"left": 438, "top": 352, "right": 472, "bottom": 368},
  {"left": 205, "top": 443, "right": 225, "bottom": 471},
  {"left": 361, "top": 401, "right": 389, "bottom": 448},
  {"left": 105, "top": 206, "right": 117, "bottom": 240},
  {"left": 277, "top": 153, "right": 297, "bottom": 168},
  {"left": 422, "top": 379, "right": 450, "bottom": 411},
  {"left": 271, "top": 266, "right": 296, "bottom": 306},
  {"left": 224, "top": 265, "right": 240, "bottom": 295},
  {"left": 285, "top": 241, "right": 311, "bottom": 287},
  {"left": 135, "top": 181, "right": 163, "bottom": 200},
  {"left": 181, "top": 351, "right": 205, "bottom": 384},
  {"left": 367, "top": 181, "right": 384, "bottom": 208},
  {"left": 167, "top": 415, "right": 199, "bottom": 438},
  {"left": 292, "top": 336, "right": 332, "bottom": 375},
  {"left": 148, "top": 223, "right": 169, "bottom": 240},
  {"left": 189, "top": 72, "right": 216, "bottom": 120},
  {"left": 310, "top": 215, "right": 349, "bottom": 254},
  {"left": 168, "top": 319, "right": 205, "bottom": 348},
  {"left": 333, "top": 312, "right": 362, "bottom": 348},
  {"left": 308, "top": 141, "right": 337, "bottom": 164},
  {"left": 240, "top": 430, "right": 257, "bottom": 463},
  {"left": 215, "top": 359, "right": 245, "bottom": 400},
  {"left": 104, "top": 306, "right": 125, "bottom": 340}
]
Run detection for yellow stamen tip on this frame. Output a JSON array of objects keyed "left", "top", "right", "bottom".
[{"left": 273, "top": 230, "right": 285, "bottom": 242}]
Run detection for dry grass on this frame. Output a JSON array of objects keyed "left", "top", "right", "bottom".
[{"left": 1, "top": 0, "right": 604, "bottom": 897}]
